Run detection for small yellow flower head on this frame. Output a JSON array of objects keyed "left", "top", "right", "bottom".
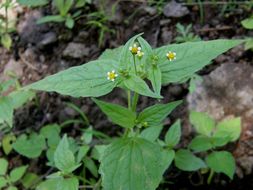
[
  {"left": 129, "top": 43, "right": 141, "bottom": 54},
  {"left": 107, "top": 70, "right": 118, "bottom": 82},
  {"left": 166, "top": 51, "right": 176, "bottom": 61},
  {"left": 137, "top": 51, "right": 144, "bottom": 58}
]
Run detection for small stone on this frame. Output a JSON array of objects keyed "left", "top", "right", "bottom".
[
  {"left": 37, "top": 32, "right": 57, "bottom": 49},
  {"left": 3, "top": 59, "right": 23, "bottom": 79},
  {"left": 63, "top": 42, "right": 90, "bottom": 59},
  {"left": 160, "top": 19, "right": 171, "bottom": 26},
  {"left": 163, "top": 1, "right": 189, "bottom": 18},
  {"left": 143, "top": 6, "right": 157, "bottom": 16}
]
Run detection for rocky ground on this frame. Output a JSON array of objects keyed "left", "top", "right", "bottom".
[{"left": 1, "top": 1, "right": 253, "bottom": 189}]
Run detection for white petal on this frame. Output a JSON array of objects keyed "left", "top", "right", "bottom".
[
  {"left": 115, "top": 74, "right": 118, "bottom": 77},
  {"left": 112, "top": 70, "right": 115, "bottom": 73},
  {"left": 107, "top": 72, "right": 110, "bottom": 75},
  {"left": 129, "top": 47, "right": 132, "bottom": 50},
  {"left": 174, "top": 52, "right": 176, "bottom": 55},
  {"left": 138, "top": 47, "right": 141, "bottom": 50},
  {"left": 111, "top": 79, "right": 115, "bottom": 81},
  {"left": 107, "top": 77, "right": 110, "bottom": 80}
]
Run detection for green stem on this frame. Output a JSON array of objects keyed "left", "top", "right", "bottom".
[
  {"left": 207, "top": 169, "right": 214, "bottom": 184},
  {"left": 133, "top": 55, "right": 137, "bottom": 74},
  {"left": 131, "top": 93, "right": 139, "bottom": 112},
  {"left": 127, "top": 90, "right": 131, "bottom": 110}
]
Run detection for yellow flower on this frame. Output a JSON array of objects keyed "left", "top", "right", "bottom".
[
  {"left": 107, "top": 70, "right": 118, "bottom": 82},
  {"left": 137, "top": 51, "right": 144, "bottom": 58},
  {"left": 166, "top": 51, "right": 176, "bottom": 61},
  {"left": 129, "top": 43, "right": 141, "bottom": 54}
]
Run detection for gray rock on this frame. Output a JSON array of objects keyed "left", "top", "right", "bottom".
[
  {"left": 37, "top": 32, "right": 57, "bottom": 49},
  {"left": 163, "top": 1, "right": 189, "bottom": 18},
  {"left": 187, "top": 63, "right": 253, "bottom": 176},
  {"left": 63, "top": 42, "right": 90, "bottom": 59}
]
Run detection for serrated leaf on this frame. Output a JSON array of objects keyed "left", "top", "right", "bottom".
[
  {"left": 26, "top": 59, "right": 119, "bottom": 98},
  {"left": 175, "top": 149, "right": 206, "bottom": 171},
  {"left": 99, "top": 46, "right": 122, "bottom": 61},
  {"left": 154, "top": 40, "right": 244, "bottom": 84},
  {"left": 7, "top": 186, "right": 18, "bottom": 190},
  {"left": 13, "top": 134, "right": 46, "bottom": 158},
  {"left": 93, "top": 98, "right": 136, "bottom": 128},
  {"left": 138, "top": 101, "right": 182, "bottom": 126},
  {"left": 9, "top": 90, "right": 35, "bottom": 109},
  {"left": 0, "top": 158, "right": 8, "bottom": 175},
  {"left": 37, "top": 177, "right": 78, "bottom": 190},
  {"left": 140, "top": 125, "right": 163, "bottom": 142},
  {"left": 123, "top": 75, "right": 162, "bottom": 98},
  {"left": 54, "top": 135, "right": 79, "bottom": 173},
  {"left": 245, "top": 39, "right": 253, "bottom": 50},
  {"left": 214, "top": 117, "right": 241, "bottom": 142},
  {"left": 100, "top": 137, "right": 169, "bottom": 190},
  {"left": 206, "top": 151, "right": 235, "bottom": 179},
  {"left": 77, "top": 145, "right": 89, "bottom": 163},
  {"left": 189, "top": 135, "right": 213, "bottom": 152},
  {"left": 189, "top": 111, "right": 215, "bottom": 136},
  {"left": 0, "top": 176, "right": 7, "bottom": 189},
  {"left": 165, "top": 120, "right": 181, "bottom": 148},
  {"left": 10, "top": 165, "right": 28, "bottom": 182},
  {"left": 84, "top": 157, "right": 98, "bottom": 178}
]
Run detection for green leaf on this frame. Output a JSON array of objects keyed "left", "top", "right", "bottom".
[
  {"left": 37, "top": 15, "right": 65, "bottom": 24},
  {"left": 92, "top": 98, "right": 136, "bottom": 128},
  {"left": 214, "top": 117, "right": 241, "bottom": 142},
  {"left": 40, "top": 124, "right": 61, "bottom": 147},
  {"left": 0, "top": 158, "right": 8, "bottom": 175},
  {"left": 189, "top": 74, "right": 202, "bottom": 93},
  {"left": 99, "top": 46, "right": 122, "bottom": 61},
  {"left": 65, "top": 16, "right": 74, "bottom": 29},
  {"left": 84, "top": 157, "right": 98, "bottom": 178},
  {"left": 0, "top": 96, "right": 14, "bottom": 127},
  {"left": 9, "top": 90, "right": 35, "bottom": 109},
  {"left": 0, "top": 177, "right": 7, "bottom": 189},
  {"left": 189, "top": 135, "right": 213, "bottom": 152},
  {"left": 21, "top": 172, "right": 40, "bottom": 189},
  {"left": 161, "top": 149, "right": 175, "bottom": 170},
  {"left": 26, "top": 59, "right": 119, "bottom": 98},
  {"left": 139, "top": 125, "right": 163, "bottom": 142},
  {"left": 57, "top": 177, "right": 79, "bottom": 190},
  {"left": 10, "top": 165, "right": 28, "bottom": 182},
  {"left": 241, "top": 17, "right": 253, "bottom": 29},
  {"left": 154, "top": 40, "right": 244, "bottom": 84},
  {"left": 2, "top": 134, "right": 16, "bottom": 155},
  {"left": 18, "top": 0, "right": 48, "bottom": 7},
  {"left": 12, "top": 133, "right": 46, "bottom": 158},
  {"left": 189, "top": 111, "right": 215, "bottom": 136},
  {"left": 7, "top": 186, "right": 18, "bottom": 190},
  {"left": 123, "top": 75, "right": 162, "bottom": 98},
  {"left": 245, "top": 39, "right": 253, "bottom": 50},
  {"left": 165, "top": 120, "right": 181, "bottom": 148},
  {"left": 54, "top": 135, "right": 79, "bottom": 173},
  {"left": 1, "top": 33, "right": 12, "bottom": 50},
  {"left": 148, "top": 66, "right": 162, "bottom": 95},
  {"left": 57, "top": 0, "right": 74, "bottom": 16},
  {"left": 37, "top": 179, "right": 58, "bottom": 190},
  {"left": 206, "top": 151, "right": 235, "bottom": 179},
  {"left": 119, "top": 33, "right": 143, "bottom": 69},
  {"left": 137, "top": 100, "right": 182, "bottom": 127},
  {"left": 175, "top": 149, "right": 206, "bottom": 171},
  {"left": 77, "top": 145, "right": 89, "bottom": 163},
  {"left": 100, "top": 137, "right": 169, "bottom": 190}
]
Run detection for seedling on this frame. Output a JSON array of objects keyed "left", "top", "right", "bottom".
[{"left": 175, "top": 23, "right": 201, "bottom": 43}]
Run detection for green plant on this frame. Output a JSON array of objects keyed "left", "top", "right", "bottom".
[
  {"left": 0, "top": 158, "right": 28, "bottom": 190},
  {"left": 241, "top": 15, "right": 253, "bottom": 50},
  {"left": 37, "top": 0, "right": 91, "bottom": 29},
  {"left": 175, "top": 23, "right": 201, "bottom": 43},
  {"left": 188, "top": 111, "right": 241, "bottom": 183},
  {"left": 0, "top": 76, "right": 35, "bottom": 129},
  {"left": 0, "top": 0, "right": 16, "bottom": 50},
  {"left": 17, "top": 0, "right": 49, "bottom": 7},
  {"left": 24, "top": 34, "right": 243, "bottom": 189},
  {"left": 86, "top": 1, "right": 115, "bottom": 47}
]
